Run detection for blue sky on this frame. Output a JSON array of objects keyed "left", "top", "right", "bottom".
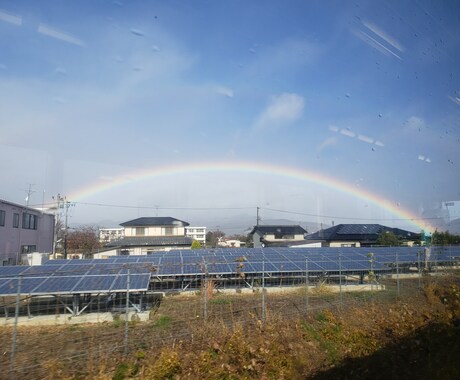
[{"left": 0, "top": 0, "right": 459, "bottom": 232}]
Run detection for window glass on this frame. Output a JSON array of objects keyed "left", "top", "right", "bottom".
[
  {"left": 0, "top": 1, "right": 458, "bottom": 239},
  {"left": 13, "top": 213, "right": 19, "bottom": 228}
]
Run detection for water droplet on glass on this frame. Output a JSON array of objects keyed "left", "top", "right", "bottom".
[
  {"left": 130, "top": 28, "right": 144, "bottom": 37},
  {"left": 345, "top": 93, "right": 351, "bottom": 98},
  {"left": 249, "top": 48, "right": 256, "bottom": 54},
  {"left": 152, "top": 45, "right": 160, "bottom": 52},
  {"left": 132, "top": 66, "right": 143, "bottom": 71},
  {"left": 378, "top": 113, "right": 382, "bottom": 118}
]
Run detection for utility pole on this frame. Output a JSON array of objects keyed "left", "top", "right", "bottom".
[
  {"left": 24, "top": 184, "right": 35, "bottom": 206},
  {"left": 63, "top": 198, "right": 74, "bottom": 260},
  {"left": 52, "top": 194, "right": 74, "bottom": 259},
  {"left": 256, "top": 207, "right": 261, "bottom": 226}
]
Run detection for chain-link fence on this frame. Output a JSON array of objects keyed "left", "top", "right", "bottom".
[{"left": 1, "top": 247, "right": 459, "bottom": 379}]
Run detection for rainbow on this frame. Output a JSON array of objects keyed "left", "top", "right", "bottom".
[{"left": 68, "top": 161, "right": 435, "bottom": 233}]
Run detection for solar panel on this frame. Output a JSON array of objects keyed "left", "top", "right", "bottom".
[
  {"left": 34, "top": 276, "right": 82, "bottom": 293},
  {"left": 1, "top": 246, "right": 457, "bottom": 295}
]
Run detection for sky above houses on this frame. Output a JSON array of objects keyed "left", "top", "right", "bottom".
[{"left": 0, "top": 0, "right": 459, "bottom": 233}]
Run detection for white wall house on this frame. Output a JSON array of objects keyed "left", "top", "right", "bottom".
[
  {"left": 249, "top": 225, "right": 308, "bottom": 248},
  {"left": 185, "top": 226, "right": 207, "bottom": 247},
  {"left": 0, "top": 199, "right": 55, "bottom": 265},
  {"left": 97, "top": 217, "right": 193, "bottom": 258}
]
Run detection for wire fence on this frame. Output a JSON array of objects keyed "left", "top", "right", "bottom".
[{"left": 1, "top": 251, "right": 459, "bottom": 379}]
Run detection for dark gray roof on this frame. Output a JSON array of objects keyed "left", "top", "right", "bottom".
[
  {"left": 105, "top": 236, "right": 193, "bottom": 247},
  {"left": 120, "top": 217, "right": 190, "bottom": 227},
  {"left": 306, "top": 224, "right": 419, "bottom": 243},
  {"left": 249, "top": 225, "right": 308, "bottom": 236}
]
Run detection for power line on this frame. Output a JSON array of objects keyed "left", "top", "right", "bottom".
[
  {"left": 71, "top": 201, "right": 255, "bottom": 211},
  {"left": 260, "top": 207, "right": 445, "bottom": 222},
  {"left": 28, "top": 201, "right": 446, "bottom": 223}
]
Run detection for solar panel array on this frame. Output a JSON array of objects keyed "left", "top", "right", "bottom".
[
  {"left": 1, "top": 246, "right": 458, "bottom": 296},
  {"left": 0, "top": 262, "right": 154, "bottom": 296}
]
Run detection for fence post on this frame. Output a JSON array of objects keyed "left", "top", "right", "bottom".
[
  {"left": 305, "top": 258, "right": 309, "bottom": 315},
  {"left": 396, "top": 252, "right": 400, "bottom": 297},
  {"left": 10, "top": 276, "right": 22, "bottom": 378},
  {"left": 124, "top": 270, "right": 130, "bottom": 356},
  {"left": 203, "top": 261, "right": 208, "bottom": 321},
  {"left": 339, "top": 253, "right": 343, "bottom": 304},
  {"left": 261, "top": 259, "right": 266, "bottom": 322},
  {"left": 367, "top": 253, "right": 375, "bottom": 292},
  {"left": 418, "top": 250, "right": 422, "bottom": 290}
]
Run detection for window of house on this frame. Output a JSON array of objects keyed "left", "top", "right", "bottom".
[
  {"left": 22, "top": 213, "right": 38, "bottom": 230},
  {"left": 164, "top": 227, "right": 174, "bottom": 235},
  {"left": 135, "top": 227, "right": 146, "bottom": 236},
  {"left": 13, "top": 213, "right": 19, "bottom": 228},
  {"left": 21, "top": 245, "right": 37, "bottom": 253},
  {"left": 0, "top": 210, "right": 5, "bottom": 226},
  {"left": 274, "top": 229, "right": 283, "bottom": 239}
]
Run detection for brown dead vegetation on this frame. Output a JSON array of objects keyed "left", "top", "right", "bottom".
[{"left": 1, "top": 276, "right": 459, "bottom": 379}]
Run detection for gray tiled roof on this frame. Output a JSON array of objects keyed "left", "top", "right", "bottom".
[
  {"left": 249, "top": 225, "right": 308, "bottom": 235},
  {"left": 105, "top": 236, "right": 193, "bottom": 247},
  {"left": 306, "top": 224, "right": 419, "bottom": 242},
  {"left": 120, "top": 217, "right": 190, "bottom": 227}
]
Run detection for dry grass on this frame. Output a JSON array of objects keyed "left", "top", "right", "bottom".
[{"left": 1, "top": 276, "right": 460, "bottom": 379}]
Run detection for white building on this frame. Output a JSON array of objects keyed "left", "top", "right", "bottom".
[
  {"left": 97, "top": 217, "right": 193, "bottom": 258},
  {"left": 0, "top": 199, "right": 55, "bottom": 265},
  {"left": 185, "top": 226, "right": 207, "bottom": 247}
]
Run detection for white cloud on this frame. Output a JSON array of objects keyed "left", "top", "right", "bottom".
[
  {"left": 215, "top": 86, "right": 234, "bottom": 98},
  {"left": 0, "top": 9, "right": 22, "bottom": 26},
  {"left": 254, "top": 93, "right": 304, "bottom": 130},
  {"left": 328, "top": 125, "right": 339, "bottom": 132}
]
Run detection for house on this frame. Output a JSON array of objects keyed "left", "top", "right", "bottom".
[
  {"left": 99, "top": 217, "right": 193, "bottom": 258},
  {"left": 305, "top": 224, "right": 420, "bottom": 247},
  {"left": 249, "top": 225, "right": 308, "bottom": 248},
  {"left": 185, "top": 226, "right": 207, "bottom": 247},
  {"left": 0, "top": 199, "right": 55, "bottom": 265}
]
